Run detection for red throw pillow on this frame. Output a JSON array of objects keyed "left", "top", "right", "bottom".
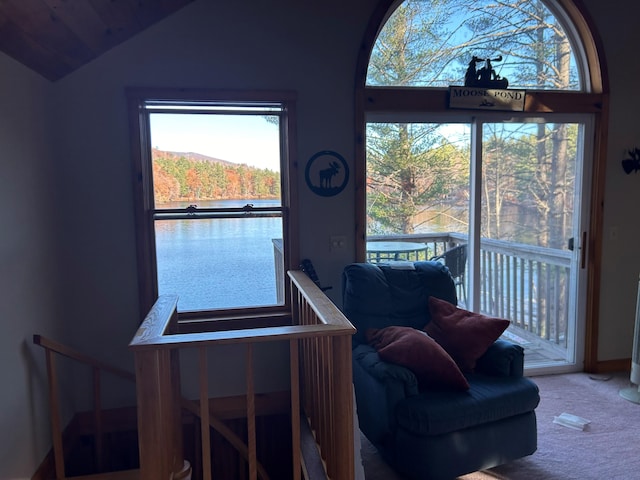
[
  {"left": 366, "top": 326, "right": 469, "bottom": 391},
  {"left": 424, "top": 296, "right": 510, "bottom": 372}
]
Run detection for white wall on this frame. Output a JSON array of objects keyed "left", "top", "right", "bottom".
[
  {"left": 3, "top": 0, "right": 640, "bottom": 477},
  {"left": 0, "top": 54, "right": 59, "bottom": 477},
  {"left": 45, "top": 0, "right": 373, "bottom": 401},
  {"left": 581, "top": 0, "right": 640, "bottom": 361}
]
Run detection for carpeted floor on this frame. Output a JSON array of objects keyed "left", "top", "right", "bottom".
[{"left": 359, "top": 371, "right": 640, "bottom": 480}]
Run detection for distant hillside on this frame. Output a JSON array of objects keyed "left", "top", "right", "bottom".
[
  {"left": 151, "top": 149, "right": 280, "bottom": 203},
  {"left": 152, "top": 149, "right": 238, "bottom": 167}
]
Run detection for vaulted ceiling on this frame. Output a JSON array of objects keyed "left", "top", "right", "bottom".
[{"left": 0, "top": 0, "right": 195, "bottom": 82}]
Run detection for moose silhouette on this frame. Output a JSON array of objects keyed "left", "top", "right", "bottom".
[
  {"left": 319, "top": 161, "right": 340, "bottom": 188},
  {"left": 464, "top": 55, "right": 509, "bottom": 89}
]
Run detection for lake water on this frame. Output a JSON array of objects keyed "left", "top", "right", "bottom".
[{"left": 155, "top": 199, "right": 283, "bottom": 312}]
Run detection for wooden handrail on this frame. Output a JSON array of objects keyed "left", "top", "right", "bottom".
[
  {"left": 33, "top": 334, "right": 137, "bottom": 479},
  {"left": 34, "top": 334, "right": 136, "bottom": 381}
]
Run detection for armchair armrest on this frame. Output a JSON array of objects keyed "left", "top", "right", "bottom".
[
  {"left": 475, "top": 339, "right": 524, "bottom": 377},
  {"left": 352, "top": 344, "right": 418, "bottom": 443},
  {"left": 353, "top": 344, "right": 420, "bottom": 395}
]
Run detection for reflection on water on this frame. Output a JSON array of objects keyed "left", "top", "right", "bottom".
[
  {"left": 155, "top": 199, "right": 283, "bottom": 311},
  {"left": 411, "top": 205, "right": 468, "bottom": 234}
]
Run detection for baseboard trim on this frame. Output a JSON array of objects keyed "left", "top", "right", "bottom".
[{"left": 594, "top": 358, "right": 630, "bottom": 373}]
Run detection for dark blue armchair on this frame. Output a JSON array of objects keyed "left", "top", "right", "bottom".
[{"left": 343, "top": 261, "right": 540, "bottom": 480}]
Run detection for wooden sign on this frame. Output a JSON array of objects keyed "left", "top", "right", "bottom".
[{"left": 449, "top": 86, "right": 526, "bottom": 111}]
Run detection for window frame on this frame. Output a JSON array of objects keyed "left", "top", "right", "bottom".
[{"left": 127, "top": 88, "right": 299, "bottom": 324}]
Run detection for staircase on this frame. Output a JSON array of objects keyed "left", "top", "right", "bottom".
[{"left": 34, "top": 270, "right": 356, "bottom": 480}]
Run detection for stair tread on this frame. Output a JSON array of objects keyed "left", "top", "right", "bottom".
[{"left": 68, "top": 469, "right": 139, "bottom": 480}]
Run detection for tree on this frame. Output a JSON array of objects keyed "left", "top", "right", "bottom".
[
  {"left": 151, "top": 150, "right": 280, "bottom": 202},
  {"left": 367, "top": 123, "right": 467, "bottom": 234},
  {"left": 461, "top": 0, "right": 576, "bottom": 249},
  {"left": 152, "top": 162, "right": 180, "bottom": 202},
  {"left": 366, "top": 0, "right": 577, "bottom": 246},
  {"left": 366, "top": 1, "right": 469, "bottom": 234}
]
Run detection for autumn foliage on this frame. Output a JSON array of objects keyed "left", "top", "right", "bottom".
[{"left": 152, "top": 149, "right": 280, "bottom": 202}]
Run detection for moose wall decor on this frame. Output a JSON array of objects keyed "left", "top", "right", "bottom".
[
  {"left": 319, "top": 161, "right": 341, "bottom": 188},
  {"left": 305, "top": 150, "right": 349, "bottom": 197},
  {"left": 622, "top": 147, "right": 640, "bottom": 174}
]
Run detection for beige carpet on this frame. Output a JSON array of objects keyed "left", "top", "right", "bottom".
[{"left": 359, "top": 371, "right": 640, "bottom": 480}]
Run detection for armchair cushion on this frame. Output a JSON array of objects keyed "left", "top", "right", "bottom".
[
  {"left": 395, "top": 374, "right": 540, "bottom": 436},
  {"left": 366, "top": 326, "right": 469, "bottom": 391},
  {"left": 343, "top": 262, "right": 457, "bottom": 346},
  {"left": 424, "top": 296, "right": 510, "bottom": 372}
]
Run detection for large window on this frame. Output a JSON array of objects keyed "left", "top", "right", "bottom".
[
  {"left": 357, "top": 0, "right": 606, "bottom": 373},
  {"left": 366, "top": 0, "right": 583, "bottom": 91},
  {"left": 128, "top": 89, "right": 298, "bottom": 321}
]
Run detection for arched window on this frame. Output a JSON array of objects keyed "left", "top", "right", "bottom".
[
  {"left": 367, "top": 0, "right": 585, "bottom": 91},
  {"left": 356, "top": 0, "right": 606, "bottom": 373}
]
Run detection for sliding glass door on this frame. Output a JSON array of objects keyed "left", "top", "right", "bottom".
[{"left": 366, "top": 113, "right": 593, "bottom": 372}]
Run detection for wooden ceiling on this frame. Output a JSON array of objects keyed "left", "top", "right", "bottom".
[{"left": 0, "top": 0, "right": 195, "bottom": 82}]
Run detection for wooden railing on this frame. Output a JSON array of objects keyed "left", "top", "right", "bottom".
[
  {"left": 128, "top": 270, "right": 356, "bottom": 480},
  {"left": 33, "top": 335, "right": 139, "bottom": 480},
  {"left": 289, "top": 270, "right": 356, "bottom": 480},
  {"left": 35, "top": 269, "right": 355, "bottom": 480},
  {"left": 366, "top": 232, "right": 571, "bottom": 350}
]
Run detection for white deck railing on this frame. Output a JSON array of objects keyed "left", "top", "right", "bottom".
[{"left": 367, "top": 233, "right": 571, "bottom": 351}]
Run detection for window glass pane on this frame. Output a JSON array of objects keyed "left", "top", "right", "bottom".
[
  {"left": 148, "top": 109, "right": 284, "bottom": 313},
  {"left": 366, "top": 122, "right": 470, "bottom": 271},
  {"left": 479, "top": 120, "right": 582, "bottom": 355},
  {"left": 480, "top": 122, "right": 578, "bottom": 248},
  {"left": 367, "top": 0, "right": 580, "bottom": 91},
  {"left": 150, "top": 113, "right": 281, "bottom": 208},
  {"left": 366, "top": 122, "right": 470, "bottom": 237},
  {"left": 155, "top": 207, "right": 284, "bottom": 311}
]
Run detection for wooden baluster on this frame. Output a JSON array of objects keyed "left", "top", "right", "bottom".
[
  {"left": 93, "top": 366, "right": 103, "bottom": 472},
  {"left": 246, "top": 344, "right": 257, "bottom": 480},
  {"left": 290, "top": 339, "right": 301, "bottom": 480},
  {"left": 199, "top": 347, "right": 212, "bottom": 480},
  {"left": 45, "top": 349, "right": 66, "bottom": 480},
  {"left": 319, "top": 336, "right": 331, "bottom": 461},
  {"left": 330, "top": 335, "right": 354, "bottom": 480}
]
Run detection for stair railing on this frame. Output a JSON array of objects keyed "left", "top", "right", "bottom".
[
  {"left": 35, "top": 268, "right": 356, "bottom": 480},
  {"left": 34, "top": 331, "right": 262, "bottom": 480},
  {"left": 129, "top": 270, "right": 356, "bottom": 480},
  {"left": 33, "top": 334, "right": 138, "bottom": 480}
]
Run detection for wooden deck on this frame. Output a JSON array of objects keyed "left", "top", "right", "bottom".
[{"left": 502, "top": 324, "right": 567, "bottom": 368}]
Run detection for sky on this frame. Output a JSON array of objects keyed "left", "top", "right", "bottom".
[{"left": 149, "top": 113, "right": 281, "bottom": 172}]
